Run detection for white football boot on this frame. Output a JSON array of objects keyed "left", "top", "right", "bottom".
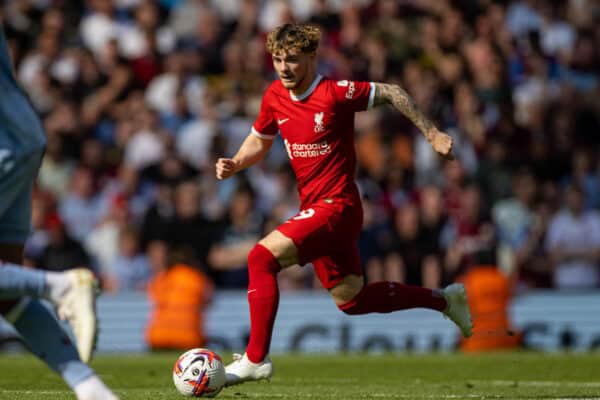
[
  {"left": 442, "top": 283, "right": 473, "bottom": 338},
  {"left": 53, "top": 268, "right": 99, "bottom": 363},
  {"left": 224, "top": 353, "right": 273, "bottom": 387},
  {"left": 74, "top": 375, "right": 119, "bottom": 400}
]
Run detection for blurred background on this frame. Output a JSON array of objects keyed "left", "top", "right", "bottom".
[{"left": 1, "top": 0, "right": 599, "bottom": 354}]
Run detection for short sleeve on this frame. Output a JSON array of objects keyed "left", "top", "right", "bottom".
[
  {"left": 252, "top": 90, "right": 278, "bottom": 140},
  {"left": 333, "top": 80, "right": 376, "bottom": 112}
]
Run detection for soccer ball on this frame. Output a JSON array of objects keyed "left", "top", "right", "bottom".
[{"left": 172, "top": 348, "right": 226, "bottom": 397}]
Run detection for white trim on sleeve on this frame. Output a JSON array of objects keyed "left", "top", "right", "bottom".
[
  {"left": 251, "top": 126, "right": 276, "bottom": 140},
  {"left": 367, "top": 82, "right": 376, "bottom": 110}
]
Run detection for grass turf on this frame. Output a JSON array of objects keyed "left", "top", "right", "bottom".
[{"left": 0, "top": 352, "right": 599, "bottom": 399}]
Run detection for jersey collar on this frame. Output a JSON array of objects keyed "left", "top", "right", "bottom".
[{"left": 289, "top": 74, "right": 323, "bottom": 101}]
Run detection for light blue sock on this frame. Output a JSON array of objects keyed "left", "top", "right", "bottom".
[
  {"left": 13, "top": 298, "right": 94, "bottom": 388},
  {"left": 0, "top": 263, "right": 46, "bottom": 299}
]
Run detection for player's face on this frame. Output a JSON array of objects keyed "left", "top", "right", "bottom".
[{"left": 272, "top": 49, "right": 314, "bottom": 89}]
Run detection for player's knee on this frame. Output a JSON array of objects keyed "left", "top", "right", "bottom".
[
  {"left": 247, "top": 244, "right": 281, "bottom": 275},
  {"left": 258, "top": 231, "right": 299, "bottom": 268},
  {"left": 336, "top": 289, "right": 364, "bottom": 315},
  {"left": 330, "top": 275, "right": 364, "bottom": 313}
]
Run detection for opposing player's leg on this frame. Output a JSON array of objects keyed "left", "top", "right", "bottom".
[
  {"left": 0, "top": 247, "right": 113, "bottom": 399},
  {"left": 0, "top": 152, "right": 99, "bottom": 361},
  {"left": 0, "top": 182, "right": 111, "bottom": 395},
  {"left": 8, "top": 298, "right": 117, "bottom": 400},
  {"left": 0, "top": 39, "right": 115, "bottom": 394},
  {"left": 0, "top": 262, "right": 99, "bottom": 363},
  {"left": 323, "top": 244, "right": 472, "bottom": 338}
]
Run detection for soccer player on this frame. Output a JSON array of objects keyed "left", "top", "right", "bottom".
[
  {"left": 0, "top": 26, "right": 118, "bottom": 399},
  {"left": 216, "top": 23, "right": 473, "bottom": 386}
]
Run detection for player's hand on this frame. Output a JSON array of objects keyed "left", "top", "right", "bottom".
[
  {"left": 429, "top": 130, "right": 454, "bottom": 160},
  {"left": 215, "top": 158, "right": 239, "bottom": 180}
]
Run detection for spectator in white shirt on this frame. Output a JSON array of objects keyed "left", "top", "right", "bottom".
[{"left": 545, "top": 184, "right": 600, "bottom": 289}]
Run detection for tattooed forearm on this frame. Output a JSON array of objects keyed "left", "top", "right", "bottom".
[{"left": 373, "top": 83, "right": 437, "bottom": 141}]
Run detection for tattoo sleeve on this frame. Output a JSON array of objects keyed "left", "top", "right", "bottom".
[{"left": 373, "top": 83, "right": 437, "bottom": 141}]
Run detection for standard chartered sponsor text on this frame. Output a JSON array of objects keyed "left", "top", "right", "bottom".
[{"left": 285, "top": 140, "right": 331, "bottom": 159}]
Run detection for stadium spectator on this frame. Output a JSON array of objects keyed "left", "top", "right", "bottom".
[
  {"left": 58, "top": 167, "right": 104, "bottom": 242},
  {"left": 207, "top": 186, "right": 264, "bottom": 288},
  {"left": 383, "top": 203, "right": 442, "bottom": 288},
  {"left": 37, "top": 134, "right": 75, "bottom": 201},
  {"left": 545, "top": 184, "right": 600, "bottom": 289},
  {"left": 32, "top": 213, "right": 92, "bottom": 274},
  {"left": 359, "top": 196, "right": 388, "bottom": 285},
  {"left": 458, "top": 247, "right": 521, "bottom": 352},
  {"left": 562, "top": 149, "right": 600, "bottom": 211},
  {"left": 444, "top": 183, "right": 495, "bottom": 282},
  {"left": 146, "top": 247, "right": 213, "bottom": 350},
  {"left": 170, "top": 180, "right": 217, "bottom": 267},
  {"left": 493, "top": 169, "right": 539, "bottom": 275},
  {"left": 84, "top": 194, "right": 131, "bottom": 291},
  {"left": 515, "top": 198, "right": 553, "bottom": 289},
  {"left": 113, "top": 226, "right": 151, "bottom": 292},
  {"left": 140, "top": 181, "right": 175, "bottom": 247},
  {"left": 418, "top": 185, "right": 447, "bottom": 261}
]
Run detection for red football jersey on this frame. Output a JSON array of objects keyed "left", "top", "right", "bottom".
[{"left": 252, "top": 75, "right": 375, "bottom": 207}]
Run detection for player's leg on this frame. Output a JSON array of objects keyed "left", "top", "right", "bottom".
[
  {"left": 0, "top": 151, "right": 99, "bottom": 361},
  {"left": 1, "top": 265, "right": 100, "bottom": 362},
  {"left": 0, "top": 151, "right": 48, "bottom": 316},
  {"left": 323, "top": 243, "right": 472, "bottom": 337},
  {"left": 8, "top": 298, "right": 117, "bottom": 400},
  {"left": 0, "top": 28, "right": 116, "bottom": 398},
  {"left": 0, "top": 246, "right": 113, "bottom": 399},
  {"left": 0, "top": 185, "right": 114, "bottom": 398},
  {"left": 225, "top": 203, "right": 339, "bottom": 386},
  {"left": 244, "top": 230, "right": 294, "bottom": 364},
  {"left": 224, "top": 230, "right": 297, "bottom": 386}
]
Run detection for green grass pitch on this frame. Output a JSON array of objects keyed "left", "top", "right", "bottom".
[{"left": 1, "top": 352, "right": 599, "bottom": 399}]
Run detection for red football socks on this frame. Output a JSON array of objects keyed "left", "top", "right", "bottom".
[
  {"left": 245, "top": 244, "right": 281, "bottom": 364},
  {"left": 339, "top": 281, "right": 447, "bottom": 314}
]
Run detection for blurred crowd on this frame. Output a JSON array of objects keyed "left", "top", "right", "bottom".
[{"left": 3, "top": 0, "right": 600, "bottom": 293}]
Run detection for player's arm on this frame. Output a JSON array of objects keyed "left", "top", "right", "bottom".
[
  {"left": 372, "top": 83, "right": 453, "bottom": 158},
  {"left": 215, "top": 133, "right": 274, "bottom": 180}
]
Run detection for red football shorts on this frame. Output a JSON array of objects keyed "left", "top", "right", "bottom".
[{"left": 277, "top": 198, "right": 363, "bottom": 289}]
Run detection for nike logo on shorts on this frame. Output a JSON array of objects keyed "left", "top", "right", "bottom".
[{"left": 277, "top": 118, "right": 290, "bottom": 125}]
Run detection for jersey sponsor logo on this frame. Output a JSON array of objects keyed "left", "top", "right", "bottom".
[
  {"left": 293, "top": 208, "right": 315, "bottom": 220},
  {"left": 277, "top": 118, "right": 290, "bottom": 125},
  {"left": 314, "top": 112, "right": 325, "bottom": 132},
  {"left": 284, "top": 139, "right": 331, "bottom": 159}
]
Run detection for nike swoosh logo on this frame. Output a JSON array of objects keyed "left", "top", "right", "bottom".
[
  {"left": 247, "top": 289, "right": 257, "bottom": 294},
  {"left": 277, "top": 118, "right": 290, "bottom": 125}
]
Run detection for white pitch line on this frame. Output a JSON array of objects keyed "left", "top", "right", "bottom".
[
  {"left": 1, "top": 390, "right": 598, "bottom": 400},
  {"left": 0, "top": 390, "right": 70, "bottom": 394},
  {"left": 470, "top": 379, "right": 600, "bottom": 388}
]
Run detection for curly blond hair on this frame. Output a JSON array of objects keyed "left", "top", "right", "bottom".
[{"left": 266, "top": 23, "right": 321, "bottom": 54}]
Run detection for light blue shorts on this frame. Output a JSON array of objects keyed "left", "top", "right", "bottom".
[
  {"left": 0, "top": 28, "right": 46, "bottom": 244},
  {"left": 0, "top": 150, "right": 43, "bottom": 244}
]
